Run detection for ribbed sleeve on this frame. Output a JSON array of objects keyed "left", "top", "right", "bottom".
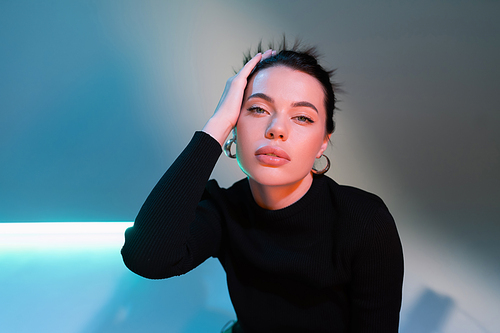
[
  {"left": 121, "top": 131, "right": 222, "bottom": 279},
  {"left": 349, "top": 206, "right": 404, "bottom": 332}
]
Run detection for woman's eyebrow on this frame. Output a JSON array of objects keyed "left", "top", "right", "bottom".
[
  {"left": 248, "top": 93, "right": 318, "bottom": 113},
  {"left": 248, "top": 93, "right": 274, "bottom": 103},
  {"left": 291, "top": 101, "right": 318, "bottom": 113}
]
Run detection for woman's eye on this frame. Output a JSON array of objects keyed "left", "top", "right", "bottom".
[
  {"left": 295, "top": 115, "right": 314, "bottom": 123},
  {"left": 248, "top": 106, "right": 267, "bottom": 114}
]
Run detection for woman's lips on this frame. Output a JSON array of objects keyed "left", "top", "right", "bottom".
[{"left": 255, "top": 146, "right": 290, "bottom": 166}]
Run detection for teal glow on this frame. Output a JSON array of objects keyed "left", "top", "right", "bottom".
[{"left": 0, "top": 222, "right": 133, "bottom": 249}]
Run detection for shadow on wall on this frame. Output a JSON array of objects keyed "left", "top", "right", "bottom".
[
  {"left": 80, "top": 270, "right": 233, "bottom": 333},
  {"left": 400, "top": 288, "right": 454, "bottom": 333},
  {"left": 400, "top": 288, "right": 491, "bottom": 333}
]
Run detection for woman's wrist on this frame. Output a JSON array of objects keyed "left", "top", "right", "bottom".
[{"left": 202, "top": 116, "right": 234, "bottom": 147}]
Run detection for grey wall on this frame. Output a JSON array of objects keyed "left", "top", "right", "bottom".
[{"left": 1, "top": 0, "right": 499, "bottom": 332}]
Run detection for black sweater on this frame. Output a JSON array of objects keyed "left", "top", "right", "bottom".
[{"left": 121, "top": 131, "right": 404, "bottom": 332}]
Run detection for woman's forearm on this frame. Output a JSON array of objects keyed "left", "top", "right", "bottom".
[{"left": 121, "top": 131, "right": 222, "bottom": 279}]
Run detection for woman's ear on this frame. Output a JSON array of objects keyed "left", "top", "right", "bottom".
[{"left": 316, "top": 133, "right": 331, "bottom": 158}]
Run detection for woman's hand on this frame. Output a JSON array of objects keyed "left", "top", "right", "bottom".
[{"left": 203, "top": 49, "right": 275, "bottom": 146}]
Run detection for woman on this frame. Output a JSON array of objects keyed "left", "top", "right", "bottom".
[{"left": 121, "top": 41, "right": 404, "bottom": 333}]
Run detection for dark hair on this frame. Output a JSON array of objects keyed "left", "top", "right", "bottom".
[{"left": 242, "top": 37, "right": 341, "bottom": 135}]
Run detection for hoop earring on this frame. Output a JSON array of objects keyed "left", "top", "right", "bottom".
[
  {"left": 223, "top": 136, "right": 237, "bottom": 159},
  {"left": 312, "top": 154, "right": 330, "bottom": 175}
]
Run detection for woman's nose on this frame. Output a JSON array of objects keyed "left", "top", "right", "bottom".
[{"left": 265, "top": 116, "right": 288, "bottom": 140}]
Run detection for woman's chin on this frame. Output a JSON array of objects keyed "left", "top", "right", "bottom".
[{"left": 245, "top": 169, "right": 313, "bottom": 188}]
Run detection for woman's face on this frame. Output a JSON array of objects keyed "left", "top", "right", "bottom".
[{"left": 235, "top": 66, "right": 330, "bottom": 187}]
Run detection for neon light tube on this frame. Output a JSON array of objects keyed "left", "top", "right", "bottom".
[{"left": 0, "top": 222, "right": 133, "bottom": 249}]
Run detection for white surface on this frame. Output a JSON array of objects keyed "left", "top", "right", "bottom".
[{"left": 1, "top": 222, "right": 498, "bottom": 332}]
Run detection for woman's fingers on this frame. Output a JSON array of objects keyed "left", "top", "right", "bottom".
[
  {"left": 261, "top": 49, "right": 275, "bottom": 61},
  {"left": 202, "top": 49, "right": 276, "bottom": 145},
  {"left": 237, "top": 52, "right": 262, "bottom": 77},
  {"left": 237, "top": 49, "right": 276, "bottom": 79},
  {"left": 235, "top": 49, "right": 276, "bottom": 83}
]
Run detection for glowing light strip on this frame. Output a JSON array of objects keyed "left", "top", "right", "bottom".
[{"left": 0, "top": 222, "right": 134, "bottom": 249}]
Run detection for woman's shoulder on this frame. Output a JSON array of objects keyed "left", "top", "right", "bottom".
[
  {"left": 205, "top": 178, "right": 248, "bottom": 195},
  {"left": 322, "top": 176, "right": 392, "bottom": 225},
  {"left": 323, "top": 176, "right": 384, "bottom": 204},
  {"left": 202, "top": 178, "right": 250, "bottom": 207},
  {"left": 323, "top": 177, "right": 401, "bottom": 255}
]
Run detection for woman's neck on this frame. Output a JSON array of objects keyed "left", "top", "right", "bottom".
[{"left": 248, "top": 173, "right": 314, "bottom": 210}]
